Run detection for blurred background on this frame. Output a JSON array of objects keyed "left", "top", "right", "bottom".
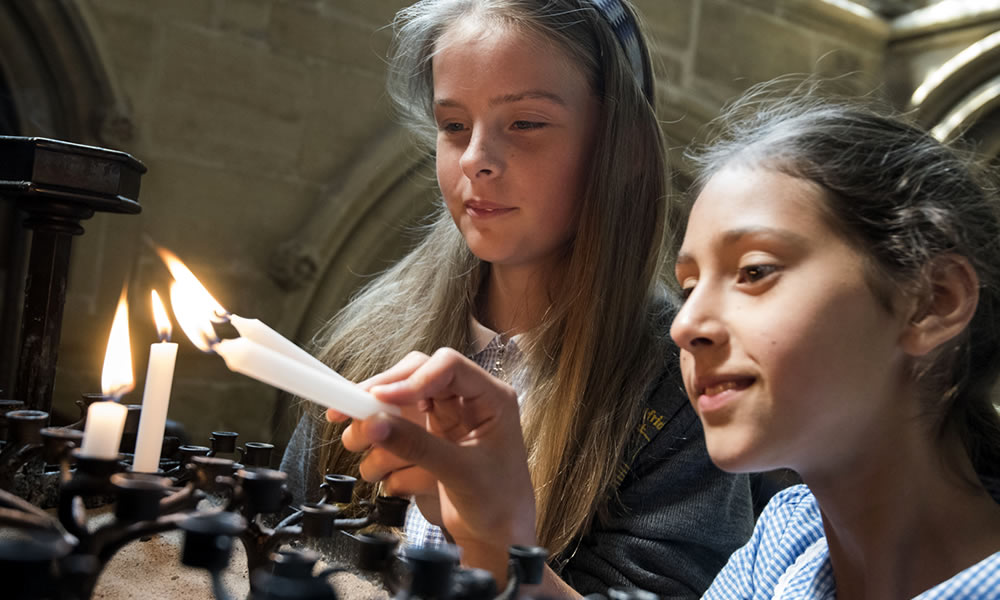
[{"left": 0, "top": 0, "right": 997, "bottom": 451}]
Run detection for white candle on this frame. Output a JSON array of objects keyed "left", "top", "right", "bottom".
[
  {"left": 213, "top": 337, "right": 399, "bottom": 420},
  {"left": 133, "top": 342, "right": 178, "bottom": 472},
  {"left": 133, "top": 290, "right": 178, "bottom": 472},
  {"left": 228, "top": 314, "right": 348, "bottom": 382},
  {"left": 80, "top": 401, "right": 128, "bottom": 459}
]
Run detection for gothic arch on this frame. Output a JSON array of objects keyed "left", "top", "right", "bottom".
[
  {"left": 0, "top": 0, "right": 133, "bottom": 145},
  {"left": 908, "top": 29, "right": 1000, "bottom": 159},
  {"left": 0, "top": 1, "right": 135, "bottom": 395}
]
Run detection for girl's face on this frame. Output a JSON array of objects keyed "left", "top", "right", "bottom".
[
  {"left": 431, "top": 19, "right": 600, "bottom": 274},
  {"left": 671, "top": 165, "right": 912, "bottom": 476}
]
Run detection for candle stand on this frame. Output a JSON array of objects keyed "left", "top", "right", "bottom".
[{"left": 0, "top": 411, "right": 575, "bottom": 600}]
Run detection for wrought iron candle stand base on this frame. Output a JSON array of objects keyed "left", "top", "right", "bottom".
[{"left": 0, "top": 416, "right": 582, "bottom": 600}]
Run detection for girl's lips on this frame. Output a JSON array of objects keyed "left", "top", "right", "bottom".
[
  {"left": 695, "top": 377, "right": 754, "bottom": 418},
  {"left": 465, "top": 204, "right": 516, "bottom": 218}
]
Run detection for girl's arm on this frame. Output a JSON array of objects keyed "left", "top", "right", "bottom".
[{"left": 344, "top": 349, "right": 565, "bottom": 591}]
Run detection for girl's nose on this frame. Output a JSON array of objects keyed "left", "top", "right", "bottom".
[
  {"left": 670, "top": 287, "right": 728, "bottom": 351},
  {"left": 460, "top": 129, "right": 502, "bottom": 180}
]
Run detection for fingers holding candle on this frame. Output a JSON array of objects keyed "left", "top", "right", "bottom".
[
  {"left": 326, "top": 351, "right": 437, "bottom": 424},
  {"left": 347, "top": 348, "right": 536, "bottom": 571},
  {"left": 368, "top": 348, "right": 516, "bottom": 439},
  {"left": 354, "top": 409, "right": 537, "bottom": 581}
]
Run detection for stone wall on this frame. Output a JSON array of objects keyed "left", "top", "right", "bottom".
[{"left": 4, "top": 0, "right": 994, "bottom": 449}]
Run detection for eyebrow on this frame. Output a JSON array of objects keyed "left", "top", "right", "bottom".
[
  {"left": 434, "top": 89, "right": 568, "bottom": 109},
  {"left": 675, "top": 226, "right": 809, "bottom": 266}
]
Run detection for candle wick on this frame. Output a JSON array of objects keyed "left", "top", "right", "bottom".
[
  {"left": 213, "top": 309, "right": 232, "bottom": 324},
  {"left": 202, "top": 330, "right": 222, "bottom": 352},
  {"left": 158, "top": 331, "right": 171, "bottom": 343}
]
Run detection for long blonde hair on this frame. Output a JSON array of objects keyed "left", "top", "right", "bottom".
[{"left": 314, "top": 0, "right": 674, "bottom": 558}]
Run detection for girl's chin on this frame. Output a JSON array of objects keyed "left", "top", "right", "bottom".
[{"left": 704, "top": 436, "right": 774, "bottom": 474}]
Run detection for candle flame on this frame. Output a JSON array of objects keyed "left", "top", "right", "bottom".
[
  {"left": 170, "top": 280, "right": 219, "bottom": 353},
  {"left": 102, "top": 287, "right": 135, "bottom": 399},
  {"left": 151, "top": 289, "right": 172, "bottom": 342},
  {"left": 155, "top": 245, "right": 228, "bottom": 320}
]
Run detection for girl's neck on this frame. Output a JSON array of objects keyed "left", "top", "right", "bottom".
[
  {"left": 803, "top": 424, "right": 1000, "bottom": 600},
  {"left": 479, "top": 262, "right": 562, "bottom": 336}
]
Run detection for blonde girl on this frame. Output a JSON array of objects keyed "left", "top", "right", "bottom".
[{"left": 281, "top": 0, "right": 752, "bottom": 596}]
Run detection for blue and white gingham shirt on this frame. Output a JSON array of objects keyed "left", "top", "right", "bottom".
[
  {"left": 704, "top": 484, "right": 1000, "bottom": 600},
  {"left": 402, "top": 317, "right": 523, "bottom": 548}
]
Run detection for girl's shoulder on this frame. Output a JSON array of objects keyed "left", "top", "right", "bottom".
[
  {"left": 757, "top": 485, "right": 819, "bottom": 528},
  {"left": 916, "top": 549, "right": 1000, "bottom": 599},
  {"left": 704, "top": 485, "right": 824, "bottom": 599},
  {"left": 749, "top": 484, "right": 825, "bottom": 568}
]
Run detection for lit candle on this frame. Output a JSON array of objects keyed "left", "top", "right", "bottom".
[
  {"left": 214, "top": 337, "right": 389, "bottom": 419},
  {"left": 132, "top": 290, "right": 178, "bottom": 472},
  {"left": 80, "top": 401, "right": 128, "bottom": 459},
  {"left": 81, "top": 288, "right": 134, "bottom": 459},
  {"left": 227, "top": 314, "right": 346, "bottom": 382},
  {"left": 169, "top": 281, "right": 399, "bottom": 420},
  {"left": 155, "top": 244, "right": 345, "bottom": 380}
]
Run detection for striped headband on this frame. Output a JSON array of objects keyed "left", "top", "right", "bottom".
[{"left": 591, "top": 0, "right": 649, "bottom": 98}]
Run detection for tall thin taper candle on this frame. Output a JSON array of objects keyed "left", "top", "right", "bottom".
[{"left": 133, "top": 290, "right": 178, "bottom": 472}]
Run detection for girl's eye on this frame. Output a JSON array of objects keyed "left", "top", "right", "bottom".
[
  {"left": 512, "top": 120, "right": 545, "bottom": 130},
  {"left": 441, "top": 122, "right": 466, "bottom": 133},
  {"left": 737, "top": 264, "right": 779, "bottom": 284},
  {"left": 676, "top": 277, "right": 697, "bottom": 301}
]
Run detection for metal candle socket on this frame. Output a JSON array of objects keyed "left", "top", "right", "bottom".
[
  {"left": 236, "top": 467, "right": 289, "bottom": 515},
  {"left": 0, "top": 409, "right": 48, "bottom": 491},
  {"left": 250, "top": 549, "right": 339, "bottom": 600},
  {"left": 111, "top": 472, "right": 171, "bottom": 522},
  {"left": 208, "top": 431, "right": 238, "bottom": 457},
  {"left": 0, "top": 399, "right": 26, "bottom": 439},
  {"left": 238, "top": 442, "right": 274, "bottom": 468},
  {"left": 180, "top": 511, "right": 248, "bottom": 573}
]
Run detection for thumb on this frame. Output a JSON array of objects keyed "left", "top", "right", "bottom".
[{"left": 362, "top": 413, "right": 464, "bottom": 484}]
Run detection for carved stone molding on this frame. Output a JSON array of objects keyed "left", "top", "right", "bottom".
[{"left": 265, "top": 126, "right": 437, "bottom": 344}]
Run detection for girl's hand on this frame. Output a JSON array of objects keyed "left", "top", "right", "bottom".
[
  {"left": 331, "top": 356, "right": 441, "bottom": 517},
  {"left": 348, "top": 349, "right": 537, "bottom": 582}
]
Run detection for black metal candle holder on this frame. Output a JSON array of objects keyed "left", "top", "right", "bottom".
[
  {"left": 0, "top": 399, "right": 26, "bottom": 439},
  {"left": 0, "top": 414, "right": 632, "bottom": 600}
]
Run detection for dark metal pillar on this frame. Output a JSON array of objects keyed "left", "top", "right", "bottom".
[{"left": 0, "top": 136, "right": 144, "bottom": 413}]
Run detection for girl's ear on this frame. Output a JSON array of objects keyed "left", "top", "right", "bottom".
[{"left": 900, "top": 254, "right": 979, "bottom": 357}]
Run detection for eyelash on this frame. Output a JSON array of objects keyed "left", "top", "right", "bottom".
[
  {"left": 438, "top": 121, "right": 547, "bottom": 133},
  {"left": 738, "top": 264, "right": 779, "bottom": 284},
  {"left": 512, "top": 120, "right": 546, "bottom": 130},
  {"left": 676, "top": 264, "right": 779, "bottom": 301}
]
